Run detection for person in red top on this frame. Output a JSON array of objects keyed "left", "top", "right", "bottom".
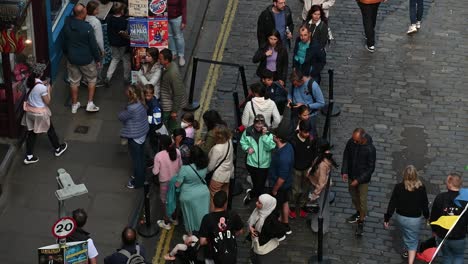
[{"left": 167, "top": 0, "right": 187, "bottom": 66}]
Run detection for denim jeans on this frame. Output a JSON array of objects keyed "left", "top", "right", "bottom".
[
  {"left": 106, "top": 46, "right": 131, "bottom": 81},
  {"left": 128, "top": 138, "right": 146, "bottom": 188},
  {"left": 358, "top": 2, "right": 380, "bottom": 47},
  {"left": 409, "top": 0, "right": 423, "bottom": 24},
  {"left": 436, "top": 237, "right": 465, "bottom": 264},
  {"left": 168, "top": 16, "right": 185, "bottom": 57}
]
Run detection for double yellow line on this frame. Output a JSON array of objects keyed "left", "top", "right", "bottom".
[
  {"left": 195, "top": 0, "right": 240, "bottom": 139},
  {"left": 152, "top": 0, "right": 239, "bottom": 262}
]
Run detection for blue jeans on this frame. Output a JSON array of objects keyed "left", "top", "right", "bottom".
[
  {"left": 128, "top": 138, "right": 146, "bottom": 188},
  {"left": 168, "top": 16, "right": 185, "bottom": 57},
  {"left": 436, "top": 237, "right": 465, "bottom": 264},
  {"left": 409, "top": 0, "right": 423, "bottom": 24}
]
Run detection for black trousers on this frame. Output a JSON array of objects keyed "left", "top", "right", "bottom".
[
  {"left": 358, "top": 2, "right": 381, "bottom": 47},
  {"left": 246, "top": 165, "right": 269, "bottom": 199},
  {"left": 26, "top": 123, "right": 60, "bottom": 155}
]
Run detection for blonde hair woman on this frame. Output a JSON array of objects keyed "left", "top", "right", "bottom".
[{"left": 384, "top": 165, "right": 429, "bottom": 264}]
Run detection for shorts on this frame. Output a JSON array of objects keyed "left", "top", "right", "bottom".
[
  {"left": 67, "top": 61, "right": 98, "bottom": 87},
  {"left": 273, "top": 188, "right": 290, "bottom": 206}
]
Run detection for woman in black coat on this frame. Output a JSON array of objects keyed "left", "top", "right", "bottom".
[{"left": 253, "top": 30, "right": 288, "bottom": 87}]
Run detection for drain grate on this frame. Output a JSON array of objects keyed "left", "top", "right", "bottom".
[{"left": 74, "top": 125, "right": 89, "bottom": 134}]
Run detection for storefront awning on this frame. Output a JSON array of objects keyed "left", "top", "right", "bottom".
[{"left": 0, "top": 0, "right": 32, "bottom": 27}]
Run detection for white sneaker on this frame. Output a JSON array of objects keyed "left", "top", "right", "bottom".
[
  {"left": 407, "top": 24, "right": 417, "bottom": 34},
  {"left": 71, "top": 102, "right": 81, "bottom": 114},
  {"left": 416, "top": 21, "right": 421, "bottom": 29},
  {"left": 157, "top": 220, "right": 171, "bottom": 230},
  {"left": 178, "top": 56, "right": 186, "bottom": 67},
  {"left": 86, "top": 101, "right": 100, "bottom": 112},
  {"left": 365, "top": 45, "right": 375, "bottom": 53}
]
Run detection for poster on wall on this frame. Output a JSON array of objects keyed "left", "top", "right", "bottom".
[
  {"left": 148, "top": 0, "right": 168, "bottom": 18},
  {"left": 129, "top": 0, "right": 149, "bottom": 17},
  {"left": 131, "top": 47, "right": 148, "bottom": 83},
  {"left": 148, "top": 18, "right": 168, "bottom": 48},
  {"left": 129, "top": 18, "right": 149, "bottom": 47}
]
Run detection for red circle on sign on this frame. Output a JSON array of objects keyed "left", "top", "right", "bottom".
[
  {"left": 149, "top": 0, "right": 167, "bottom": 14},
  {"left": 51, "top": 217, "right": 77, "bottom": 239}
]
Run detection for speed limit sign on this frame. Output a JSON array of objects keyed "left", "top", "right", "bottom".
[{"left": 52, "top": 217, "right": 77, "bottom": 239}]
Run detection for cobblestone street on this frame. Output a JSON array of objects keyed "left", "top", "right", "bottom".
[{"left": 202, "top": 0, "right": 468, "bottom": 262}]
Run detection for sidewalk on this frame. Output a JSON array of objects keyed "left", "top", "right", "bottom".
[{"left": 0, "top": 0, "right": 209, "bottom": 262}]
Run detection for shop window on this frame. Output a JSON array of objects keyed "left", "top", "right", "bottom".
[{"left": 51, "top": 0, "right": 70, "bottom": 30}]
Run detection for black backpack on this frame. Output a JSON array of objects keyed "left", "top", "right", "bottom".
[
  {"left": 211, "top": 213, "right": 237, "bottom": 264},
  {"left": 118, "top": 245, "right": 145, "bottom": 264}
]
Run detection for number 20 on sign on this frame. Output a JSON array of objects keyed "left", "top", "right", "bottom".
[{"left": 52, "top": 217, "right": 77, "bottom": 239}]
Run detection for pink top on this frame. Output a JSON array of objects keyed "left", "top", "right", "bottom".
[
  {"left": 185, "top": 126, "right": 195, "bottom": 139},
  {"left": 152, "top": 149, "right": 182, "bottom": 182}
]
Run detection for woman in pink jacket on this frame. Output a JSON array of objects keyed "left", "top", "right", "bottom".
[{"left": 153, "top": 135, "right": 182, "bottom": 230}]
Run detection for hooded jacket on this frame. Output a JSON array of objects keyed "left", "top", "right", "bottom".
[
  {"left": 341, "top": 134, "right": 376, "bottom": 184},
  {"left": 242, "top": 97, "right": 281, "bottom": 128},
  {"left": 63, "top": 16, "right": 101, "bottom": 65},
  {"left": 308, "top": 158, "right": 333, "bottom": 200},
  {"left": 257, "top": 5, "right": 294, "bottom": 48},
  {"left": 240, "top": 126, "right": 276, "bottom": 169}
]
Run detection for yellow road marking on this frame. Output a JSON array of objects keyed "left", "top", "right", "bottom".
[{"left": 154, "top": 0, "right": 239, "bottom": 260}]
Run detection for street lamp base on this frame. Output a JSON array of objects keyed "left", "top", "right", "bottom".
[
  {"left": 308, "top": 256, "right": 332, "bottom": 264},
  {"left": 321, "top": 104, "right": 341, "bottom": 117},
  {"left": 183, "top": 101, "right": 200, "bottom": 112},
  {"left": 137, "top": 223, "right": 159, "bottom": 238}
]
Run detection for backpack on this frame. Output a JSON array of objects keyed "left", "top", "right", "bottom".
[
  {"left": 211, "top": 213, "right": 237, "bottom": 264},
  {"left": 118, "top": 245, "right": 145, "bottom": 264}
]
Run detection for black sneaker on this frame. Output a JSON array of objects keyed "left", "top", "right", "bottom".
[
  {"left": 401, "top": 250, "right": 408, "bottom": 258},
  {"left": 243, "top": 189, "right": 252, "bottom": 205},
  {"left": 55, "top": 143, "right": 68, "bottom": 157},
  {"left": 24, "top": 156, "right": 39, "bottom": 165},
  {"left": 355, "top": 222, "right": 364, "bottom": 236},
  {"left": 284, "top": 223, "right": 292, "bottom": 235},
  {"left": 346, "top": 212, "right": 360, "bottom": 224}
]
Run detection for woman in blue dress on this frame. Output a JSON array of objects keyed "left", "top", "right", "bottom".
[{"left": 175, "top": 146, "right": 210, "bottom": 235}]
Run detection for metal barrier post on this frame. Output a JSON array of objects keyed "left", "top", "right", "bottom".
[
  {"left": 137, "top": 182, "right": 159, "bottom": 237},
  {"left": 184, "top": 57, "right": 200, "bottom": 111},
  {"left": 239, "top": 66, "right": 248, "bottom": 98}
]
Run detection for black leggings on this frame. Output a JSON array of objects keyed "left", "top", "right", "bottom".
[
  {"left": 246, "top": 165, "right": 269, "bottom": 199},
  {"left": 26, "top": 123, "right": 60, "bottom": 155}
]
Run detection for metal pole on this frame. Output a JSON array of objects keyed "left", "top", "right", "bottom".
[
  {"left": 239, "top": 66, "right": 248, "bottom": 98},
  {"left": 321, "top": 69, "right": 340, "bottom": 118},
  {"left": 183, "top": 57, "right": 200, "bottom": 111},
  {"left": 137, "top": 182, "right": 159, "bottom": 237}
]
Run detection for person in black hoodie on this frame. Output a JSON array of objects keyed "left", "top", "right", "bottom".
[
  {"left": 430, "top": 173, "right": 468, "bottom": 263},
  {"left": 67, "top": 209, "right": 99, "bottom": 264},
  {"left": 341, "top": 128, "right": 376, "bottom": 236}
]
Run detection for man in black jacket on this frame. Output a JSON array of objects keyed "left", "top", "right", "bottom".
[
  {"left": 341, "top": 128, "right": 376, "bottom": 236},
  {"left": 430, "top": 173, "right": 468, "bottom": 263},
  {"left": 257, "top": 0, "right": 294, "bottom": 48},
  {"left": 104, "top": 227, "right": 147, "bottom": 264}
]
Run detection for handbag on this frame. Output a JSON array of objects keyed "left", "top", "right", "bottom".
[{"left": 205, "top": 141, "right": 231, "bottom": 183}]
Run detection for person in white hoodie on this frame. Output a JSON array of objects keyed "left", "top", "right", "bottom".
[
  {"left": 248, "top": 194, "right": 287, "bottom": 264},
  {"left": 242, "top": 83, "right": 281, "bottom": 129}
]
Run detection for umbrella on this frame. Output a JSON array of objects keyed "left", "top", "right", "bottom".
[
  {"left": 454, "top": 188, "right": 468, "bottom": 207},
  {"left": 416, "top": 247, "right": 437, "bottom": 262},
  {"left": 430, "top": 215, "right": 459, "bottom": 230}
]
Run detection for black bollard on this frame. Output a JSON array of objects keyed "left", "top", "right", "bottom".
[
  {"left": 239, "top": 66, "right": 249, "bottom": 98},
  {"left": 137, "top": 182, "right": 159, "bottom": 237},
  {"left": 321, "top": 69, "right": 340, "bottom": 117},
  {"left": 183, "top": 57, "right": 200, "bottom": 111}
]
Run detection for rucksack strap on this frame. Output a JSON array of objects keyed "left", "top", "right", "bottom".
[
  {"left": 250, "top": 101, "right": 257, "bottom": 117},
  {"left": 118, "top": 249, "right": 131, "bottom": 258}
]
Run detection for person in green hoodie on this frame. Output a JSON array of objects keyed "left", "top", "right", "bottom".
[{"left": 241, "top": 114, "right": 276, "bottom": 205}]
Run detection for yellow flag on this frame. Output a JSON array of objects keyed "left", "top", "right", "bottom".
[{"left": 431, "top": 215, "right": 459, "bottom": 230}]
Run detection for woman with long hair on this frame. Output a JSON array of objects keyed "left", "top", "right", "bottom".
[
  {"left": 119, "top": 85, "right": 149, "bottom": 189},
  {"left": 305, "top": 5, "right": 329, "bottom": 50},
  {"left": 153, "top": 134, "right": 182, "bottom": 230},
  {"left": 252, "top": 30, "right": 289, "bottom": 87},
  {"left": 137, "top": 48, "right": 162, "bottom": 98},
  {"left": 175, "top": 146, "right": 210, "bottom": 234},
  {"left": 197, "top": 110, "right": 227, "bottom": 154},
  {"left": 207, "top": 125, "right": 234, "bottom": 211},
  {"left": 307, "top": 143, "right": 338, "bottom": 233},
  {"left": 384, "top": 165, "right": 429, "bottom": 263},
  {"left": 22, "top": 64, "right": 67, "bottom": 164}
]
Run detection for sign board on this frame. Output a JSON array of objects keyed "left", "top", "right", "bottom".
[
  {"left": 148, "top": 0, "right": 167, "bottom": 16},
  {"left": 38, "top": 241, "right": 88, "bottom": 264},
  {"left": 148, "top": 18, "right": 168, "bottom": 48},
  {"left": 52, "top": 217, "right": 77, "bottom": 239},
  {"left": 129, "top": 18, "right": 149, "bottom": 47},
  {"left": 0, "top": 0, "right": 31, "bottom": 25},
  {"left": 129, "top": 0, "right": 148, "bottom": 17}
]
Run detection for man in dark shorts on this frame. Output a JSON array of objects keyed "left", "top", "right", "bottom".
[
  {"left": 269, "top": 120, "right": 295, "bottom": 234},
  {"left": 199, "top": 191, "right": 244, "bottom": 264}
]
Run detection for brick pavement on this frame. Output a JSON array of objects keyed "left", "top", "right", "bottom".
[{"left": 190, "top": 0, "right": 468, "bottom": 263}]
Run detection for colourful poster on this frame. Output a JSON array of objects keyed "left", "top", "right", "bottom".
[
  {"left": 38, "top": 245, "right": 64, "bottom": 264},
  {"left": 148, "top": 0, "right": 167, "bottom": 17},
  {"left": 129, "top": 0, "right": 148, "bottom": 17},
  {"left": 148, "top": 18, "right": 168, "bottom": 48},
  {"left": 64, "top": 241, "right": 88, "bottom": 264},
  {"left": 129, "top": 18, "right": 149, "bottom": 47}
]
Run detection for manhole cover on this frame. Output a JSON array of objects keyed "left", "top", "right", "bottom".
[{"left": 74, "top": 125, "right": 89, "bottom": 134}]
